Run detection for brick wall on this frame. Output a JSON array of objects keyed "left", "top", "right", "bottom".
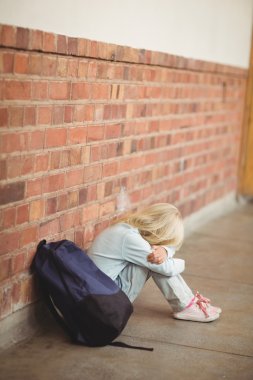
[{"left": 0, "top": 24, "right": 247, "bottom": 321}]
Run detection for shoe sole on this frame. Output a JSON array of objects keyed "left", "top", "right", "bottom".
[{"left": 173, "top": 313, "right": 220, "bottom": 322}]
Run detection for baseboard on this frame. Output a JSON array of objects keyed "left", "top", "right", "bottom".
[
  {"left": 183, "top": 191, "right": 239, "bottom": 237},
  {"left": 0, "top": 302, "right": 49, "bottom": 352}
]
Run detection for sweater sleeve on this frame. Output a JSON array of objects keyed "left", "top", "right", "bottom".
[
  {"left": 122, "top": 230, "right": 185, "bottom": 276},
  {"left": 162, "top": 246, "right": 176, "bottom": 258}
]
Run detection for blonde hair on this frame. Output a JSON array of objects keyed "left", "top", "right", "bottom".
[{"left": 119, "top": 203, "right": 184, "bottom": 249}]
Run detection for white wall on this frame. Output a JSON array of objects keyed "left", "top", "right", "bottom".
[{"left": 0, "top": 0, "right": 252, "bottom": 68}]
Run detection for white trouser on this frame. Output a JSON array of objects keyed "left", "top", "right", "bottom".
[{"left": 115, "top": 263, "right": 194, "bottom": 312}]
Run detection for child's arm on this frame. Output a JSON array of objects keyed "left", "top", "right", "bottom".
[
  {"left": 147, "top": 245, "right": 175, "bottom": 264},
  {"left": 122, "top": 231, "right": 184, "bottom": 277}
]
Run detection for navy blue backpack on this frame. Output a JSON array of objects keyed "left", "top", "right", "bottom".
[{"left": 33, "top": 239, "right": 153, "bottom": 350}]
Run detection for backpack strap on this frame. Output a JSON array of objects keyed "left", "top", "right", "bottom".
[{"left": 109, "top": 341, "right": 154, "bottom": 351}]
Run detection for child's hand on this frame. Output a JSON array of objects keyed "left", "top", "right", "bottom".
[{"left": 147, "top": 246, "right": 167, "bottom": 265}]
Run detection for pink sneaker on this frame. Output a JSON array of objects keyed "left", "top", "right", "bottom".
[
  {"left": 173, "top": 293, "right": 220, "bottom": 322},
  {"left": 195, "top": 292, "right": 222, "bottom": 314}
]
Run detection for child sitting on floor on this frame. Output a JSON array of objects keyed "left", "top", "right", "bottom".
[{"left": 88, "top": 203, "right": 221, "bottom": 322}]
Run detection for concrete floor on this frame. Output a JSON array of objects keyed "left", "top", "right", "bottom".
[{"left": 0, "top": 204, "right": 253, "bottom": 380}]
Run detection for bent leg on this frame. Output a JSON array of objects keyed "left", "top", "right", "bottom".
[
  {"left": 152, "top": 273, "right": 194, "bottom": 312},
  {"left": 115, "top": 263, "right": 150, "bottom": 303}
]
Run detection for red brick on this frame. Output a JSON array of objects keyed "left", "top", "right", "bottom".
[
  {"left": 20, "top": 226, "right": 37, "bottom": 247},
  {"left": 68, "top": 190, "right": 79, "bottom": 208},
  {"left": 0, "top": 182, "right": 25, "bottom": 206},
  {"left": 43, "top": 32, "right": 56, "bottom": 52},
  {"left": 1, "top": 132, "right": 29, "bottom": 154},
  {"left": 86, "top": 184, "right": 97, "bottom": 202},
  {"left": 59, "top": 210, "right": 80, "bottom": 231},
  {"left": 65, "top": 168, "right": 84, "bottom": 188},
  {"left": 24, "top": 106, "right": 36, "bottom": 126},
  {"left": 103, "top": 161, "right": 118, "bottom": 177},
  {"left": 37, "top": 106, "right": 52, "bottom": 125},
  {"left": 50, "top": 151, "right": 61, "bottom": 169},
  {"left": 11, "top": 280, "right": 22, "bottom": 310},
  {"left": 99, "top": 200, "right": 115, "bottom": 217},
  {"left": 84, "top": 164, "right": 102, "bottom": 183},
  {"left": 69, "top": 126, "right": 87, "bottom": 144},
  {"left": 74, "top": 104, "right": 93, "bottom": 122},
  {"left": 43, "top": 173, "right": 65, "bottom": 193},
  {"left": 81, "top": 146, "right": 90, "bottom": 165},
  {"left": 9, "top": 106, "right": 24, "bottom": 127},
  {"left": 57, "top": 193, "right": 68, "bottom": 211},
  {"left": 16, "top": 27, "right": 29, "bottom": 49},
  {"left": 14, "top": 53, "right": 29, "bottom": 74},
  {"left": 29, "top": 54, "right": 42, "bottom": 75},
  {"left": 103, "top": 105, "right": 111, "bottom": 120},
  {"left": 57, "top": 57, "right": 68, "bottom": 77},
  {"left": 119, "top": 157, "right": 135, "bottom": 172},
  {"left": 94, "top": 104, "right": 104, "bottom": 121},
  {"left": 104, "top": 181, "right": 113, "bottom": 197},
  {"left": 42, "top": 56, "right": 57, "bottom": 76},
  {"left": 78, "top": 187, "right": 87, "bottom": 205},
  {"left": 3, "top": 207, "right": 16, "bottom": 229},
  {"left": 105, "top": 123, "right": 121, "bottom": 139},
  {"left": 0, "top": 160, "right": 7, "bottom": 181},
  {"left": 39, "top": 218, "right": 60, "bottom": 239},
  {"left": 96, "top": 182, "right": 105, "bottom": 200},
  {"left": 1, "top": 25, "right": 16, "bottom": 46},
  {"left": 30, "top": 130, "right": 45, "bottom": 150},
  {"left": 4, "top": 80, "right": 31, "bottom": 100},
  {"left": 90, "top": 145, "right": 102, "bottom": 162},
  {"left": 0, "top": 231, "right": 20, "bottom": 255},
  {"left": 0, "top": 107, "right": 8, "bottom": 127},
  {"left": 71, "top": 82, "right": 90, "bottom": 99},
  {"left": 35, "top": 153, "right": 49, "bottom": 172},
  {"left": 45, "top": 128, "right": 67, "bottom": 148},
  {"left": 0, "top": 255, "right": 12, "bottom": 282},
  {"left": 7, "top": 157, "right": 21, "bottom": 178},
  {"left": 49, "top": 81, "right": 70, "bottom": 100},
  {"left": 87, "top": 61, "right": 97, "bottom": 79},
  {"left": 0, "top": 52, "right": 14, "bottom": 73},
  {"left": 92, "top": 83, "right": 110, "bottom": 100},
  {"left": 77, "top": 39, "right": 88, "bottom": 56},
  {"left": 64, "top": 105, "right": 74, "bottom": 123},
  {"left": 67, "top": 59, "right": 78, "bottom": 77},
  {"left": 29, "top": 199, "right": 45, "bottom": 221},
  {"left": 26, "top": 177, "right": 43, "bottom": 197},
  {"left": 52, "top": 105, "right": 64, "bottom": 125},
  {"left": 20, "top": 275, "right": 36, "bottom": 305},
  {"left": 68, "top": 37, "right": 78, "bottom": 55},
  {"left": 60, "top": 150, "right": 69, "bottom": 168},
  {"left": 30, "top": 29, "right": 43, "bottom": 50},
  {"left": 32, "top": 81, "right": 48, "bottom": 99},
  {"left": 57, "top": 34, "right": 67, "bottom": 54},
  {"left": 87, "top": 125, "right": 104, "bottom": 142},
  {"left": 17, "top": 204, "right": 29, "bottom": 225},
  {"left": 46, "top": 197, "right": 57, "bottom": 215},
  {"left": 11, "top": 252, "right": 25, "bottom": 275},
  {"left": 69, "top": 148, "right": 82, "bottom": 166},
  {"left": 82, "top": 204, "right": 99, "bottom": 223},
  {"left": 78, "top": 60, "right": 88, "bottom": 77},
  {"left": 21, "top": 156, "right": 34, "bottom": 176}
]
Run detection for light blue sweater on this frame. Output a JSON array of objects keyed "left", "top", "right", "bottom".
[{"left": 88, "top": 223, "right": 185, "bottom": 281}]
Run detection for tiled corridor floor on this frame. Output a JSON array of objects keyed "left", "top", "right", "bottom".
[{"left": 0, "top": 204, "right": 253, "bottom": 380}]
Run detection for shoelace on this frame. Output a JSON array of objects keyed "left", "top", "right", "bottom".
[{"left": 195, "top": 291, "right": 210, "bottom": 318}]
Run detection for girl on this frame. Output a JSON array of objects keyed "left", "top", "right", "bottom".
[{"left": 88, "top": 203, "right": 221, "bottom": 322}]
